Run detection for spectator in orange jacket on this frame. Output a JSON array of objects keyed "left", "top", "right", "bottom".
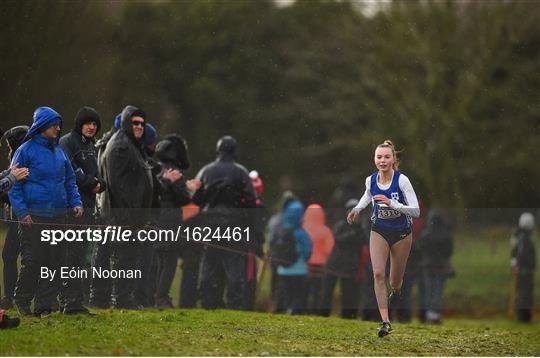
[{"left": 303, "top": 204, "right": 334, "bottom": 315}]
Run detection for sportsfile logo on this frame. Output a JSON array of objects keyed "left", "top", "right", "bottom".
[{"left": 40, "top": 226, "right": 250, "bottom": 245}]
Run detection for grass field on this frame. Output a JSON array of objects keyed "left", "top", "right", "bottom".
[
  {"left": 1, "top": 225, "right": 539, "bottom": 316},
  {"left": 444, "top": 228, "right": 540, "bottom": 316},
  {"left": 0, "top": 226, "right": 539, "bottom": 356},
  {"left": 0, "top": 309, "right": 539, "bottom": 356}
]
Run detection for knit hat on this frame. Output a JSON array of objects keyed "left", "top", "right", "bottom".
[{"left": 74, "top": 106, "right": 101, "bottom": 134}]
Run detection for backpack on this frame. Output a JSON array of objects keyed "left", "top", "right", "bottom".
[{"left": 271, "top": 227, "right": 298, "bottom": 267}]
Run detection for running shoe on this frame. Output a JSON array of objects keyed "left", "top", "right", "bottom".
[{"left": 378, "top": 321, "right": 392, "bottom": 337}]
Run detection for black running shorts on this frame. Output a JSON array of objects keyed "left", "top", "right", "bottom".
[{"left": 371, "top": 225, "right": 411, "bottom": 247}]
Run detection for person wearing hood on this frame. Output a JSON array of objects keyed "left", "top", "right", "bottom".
[
  {"left": 90, "top": 113, "right": 157, "bottom": 309},
  {"left": 97, "top": 105, "right": 153, "bottom": 309},
  {"left": 274, "top": 200, "right": 312, "bottom": 315},
  {"left": 192, "top": 135, "right": 257, "bottom": 310},
  {"left": 267, "top": 190, "right": 299, "bottom": 307},
  {"left": 320, "top": 199, "right": 369, "bottom": 319},
  {"left": 58, "top": 106, "right": 105, "bottom": 314},
  {"left": 510, "top": 212, "right": 536, "bottom": 323},
  {"left": 60, "top": 106, "right": 105, "bottom": 211},
  {"left": 9, "top": 106, "right": 83, "bottom": 316},
  {"left": 303, "top": 203, "right": 334, "bottom": 315},
  {"left": 152, "top": 134, "right": 200, "bottom": 308},
  {"left": 0, "top": 126, "right": 30, "bottom": 309}
]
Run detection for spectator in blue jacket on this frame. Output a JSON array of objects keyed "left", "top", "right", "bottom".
[
  {"left": 274, "top": 200, "right": 312, "bottom": 315},
  {"left": 9, "top": 106, "right": 83, "bottom": 317}
]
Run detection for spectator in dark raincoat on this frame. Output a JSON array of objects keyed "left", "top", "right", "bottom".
[
  {"left": 152, "top": 134, "right": 198, "bottom": 308},
  {"left": 192, "top": 135, "right": 257, "bottom": 310},
  {"left": 98, "top": 105, "right": 153, "bottom": 309},
  {"left": 59, "top": 106, "right": 105, "bottom": 314}
]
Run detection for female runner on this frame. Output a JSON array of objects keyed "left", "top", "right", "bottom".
[{"left": 347, "top": 140, "right": 420, "bottom": 337}]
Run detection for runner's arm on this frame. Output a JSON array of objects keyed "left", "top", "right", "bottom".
[{"left": 389, "top": 174, "right": 420, "bottom": 218}]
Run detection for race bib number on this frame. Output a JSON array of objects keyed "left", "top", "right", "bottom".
[{"left": 377, "top": 206, "right": 402, "bottom": 219}]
